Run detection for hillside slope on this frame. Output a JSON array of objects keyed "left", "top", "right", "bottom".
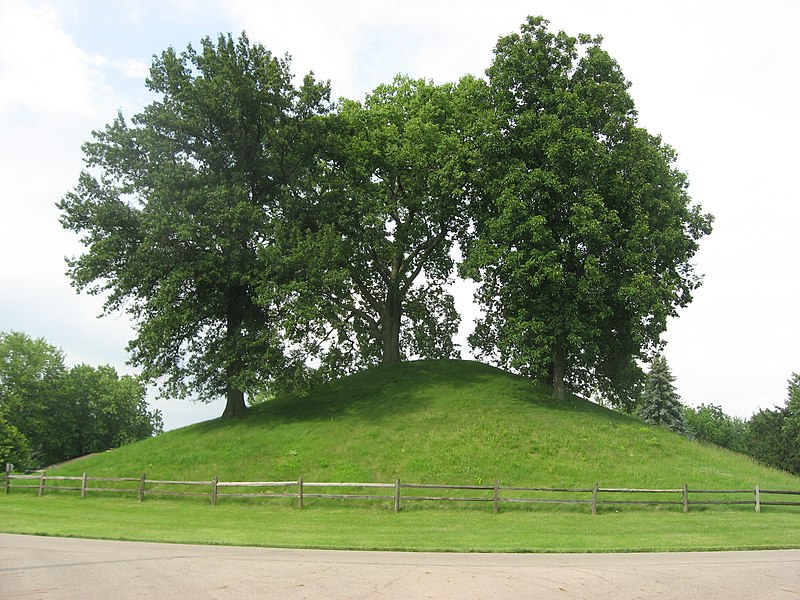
[{"left": 50, "top": 360, "right": 799, "bottom": 490}]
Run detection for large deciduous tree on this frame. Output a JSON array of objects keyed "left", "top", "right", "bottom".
[
  {"left": 59, "top": 33, "right": 331, "bottom": 417},
  {"left": 317, "top": 76, "right": 476, "bottom": 366},
  {"left": 461, "top": 17, "right": 713, "bottom": 407}
]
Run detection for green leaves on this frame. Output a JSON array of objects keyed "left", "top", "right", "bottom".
[
  {"left": 0, "top": 331, "right": 161, "bottom": 468},
  {"left": 59, "top": 21, "right": 714, "bottom": 415},
  {"left": 60, "top": 34, "right": 332, "bottom": 412},
  {"left": 0, "top": 415, "right": 30, "bottom": 468},
  {"left": 745, "top": 374, "right": 800, "bottom": 475},
  {"left": 462, "top": 17, "right": 712, "bottom": 407},
  {"left": 315, "top": 76, "right": 472, "bottom": 365},
  {"left": 684, "top": 404, "right": 748, "bottom": 452}
]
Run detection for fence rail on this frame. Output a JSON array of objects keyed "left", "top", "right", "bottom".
[{"left": 4, "top": 463, "right": 800, "bottom": 514}]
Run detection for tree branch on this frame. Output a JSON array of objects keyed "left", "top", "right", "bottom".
[{"left": 400, "top": 225, "right": 449, "bottom": 295}]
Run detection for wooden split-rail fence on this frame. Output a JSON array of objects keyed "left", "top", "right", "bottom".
[{"left": 5, "top": 463, "right": 800, "bottom": 514}]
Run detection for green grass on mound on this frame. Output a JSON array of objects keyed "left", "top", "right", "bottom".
[
  {"left": 41, "top": 359, "right": 800, "bottom": 491},
  {"left": 5, "top": 360, "right": 800, "bottom": 552}
]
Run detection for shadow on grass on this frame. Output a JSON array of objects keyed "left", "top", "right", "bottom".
[{"left": 194, "top": 360, "right": 505, "bottom": 430}]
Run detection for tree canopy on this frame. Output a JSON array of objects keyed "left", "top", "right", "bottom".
[
  {"left": 746, "top": 373, "right": 800, "bottom": 475},
  {"left": 461, "top": 17, "right": 712, "bottom": 407},
  {"left": 0, "top": 415, "right": 29, "bottom": 468},
  {"left": 59, "top": 19, "right": 715, "bottom": 417},
  {"left": 59, "top": 33, "right": 332, "bottom": 417},
  {"left": 314, "top": 76, "right": 478, "bottom": 368},
  {"left": 683, "top": 403, "right": 747, "bottom": 452},
  {"left": 0, "top": 331, "right": 162, "bottom": 468}
]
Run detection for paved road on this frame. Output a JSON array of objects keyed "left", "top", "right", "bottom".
[{"left": 1, "top": 533, "right": 799, "bottom": 599}]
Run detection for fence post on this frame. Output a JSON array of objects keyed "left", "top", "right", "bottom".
[
  {"left": 81, "top": 472, "right": 88, "bottom": 499},
  {"left": 38, "top": 471, "right": 46, "bottom": 497},
  {"left": 138, "top": 473, "right": 146, "bottom": 502},
  {"left": 298, "top": 476, "right": 304, "bottom": 509},
  {"left": 682, "top": 483, "right": 689, "bottom": 513},
  {"left": 755, "top": 484, "right": 761, "bottom": 513},
  {"left": 493, "top": 480, "right": 499, "bottom": 514},
  {"left": 211, "top": 476, "right": 219, "bottom": 506},
  {"left": 4, "top": 463, "right": 11, "bottom": 495},
  {"left": 591, "top": 482, "right": 598, "bottom": 515},
  {"left": 394, "top": 478, "right": 401, "bottom": 513}
]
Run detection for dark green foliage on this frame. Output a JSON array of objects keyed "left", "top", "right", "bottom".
[
  {"left": 59, "top": 22, "right": 714, "bottom": 417},
  {"left": 0, "top": 415, "right": 31, "bottom": 468},
  {"left": 637, "top": 356, "right": 687, "bottom": 434},
  {"left": 746, "top": 373, "right": 800, "bottom": 475},
  {"left": 0, "top": 331, "right": 66, "bottom": 467},
  {"left": 747, "top": 407, "right": 791, "bottom": 472},
  {"left": 313, "top": 76, "right": 476, "bottom": 367},
  {"left": 59, "top": 33, "right": 332, "bottom": 417},
  {"left": 461, "top": 17, "right": 712, "bottom": 407},
  {"left": 58, "top": 364, "right": 164, "bottom": 456},
  {"left": 0, "top": 331, "right": 162, "bottom": 468},
  {"left": 684, "top": 403, "right": 748, "bottom": 452}
]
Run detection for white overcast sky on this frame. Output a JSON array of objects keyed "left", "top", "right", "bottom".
[{"left": 1, "top": 0, "right": 798, "bottom": 430}]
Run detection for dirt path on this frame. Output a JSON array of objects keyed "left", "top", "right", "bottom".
[{"left": 1, "top": 533, "right": 799, "bottom": 599}]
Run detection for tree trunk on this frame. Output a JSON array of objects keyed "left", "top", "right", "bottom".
[
  {"left": 221, "top": 300, "right": 247, "bottom": 418},
  {"left": 222, "top": 385, "right": 247, "bottom": 418},
  {"left": 552, "top": 342, "right": 566, "bottom": 400},
  {"left": 381, "top": 263, "right": 403, "bottom": 364},
  {"left": 381, "top": 290, "right": 402, "bottom": 363}
]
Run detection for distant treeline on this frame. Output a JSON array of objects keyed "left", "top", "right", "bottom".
[
  {"left": 682, "top": 374, "right": 800, "bottom": 476},
  {"left": 0, "top": 331, "right": 163, "bottom": 469},
  {"left": 627, "top": 355, "right": 799, "bottom": 477}
]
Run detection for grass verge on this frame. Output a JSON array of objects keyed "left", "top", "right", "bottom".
[{"left": 2, "top": 495, "right": 800, "bottom": 553}]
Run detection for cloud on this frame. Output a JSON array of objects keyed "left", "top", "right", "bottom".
[
  {"left": 0, "top": 1, "right": 228, "bottom": 430},
  {"left": 0, "top": 0, "right": 106, "bottom": 115},
  {"left": 219, "top": 1, "right": 553, "bottom": 102},
  {"left": 84, "top": 54, "right": 149, "bottom": 79},
  {"left": 0, "top": 0, "right": 150, "bottom": 118},
  {"left": 0, "top": 1, "right": 138, "bottom": 382}
]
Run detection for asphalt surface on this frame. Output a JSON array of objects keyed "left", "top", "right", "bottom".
[{"left": 1, "top": 533, "right": 799, "bottom": 599}]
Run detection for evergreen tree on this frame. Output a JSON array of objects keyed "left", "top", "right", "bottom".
[{"left": 638, "top": 356, "right": 687, "bottom": 434}]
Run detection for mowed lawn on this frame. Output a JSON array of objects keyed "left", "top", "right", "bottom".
[{"left": 3, "top": 494, "right": 800, "bottom": 553}]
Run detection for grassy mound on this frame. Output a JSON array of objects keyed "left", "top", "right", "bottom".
[{"left": 49, "top": 359, "right": 799, "bottom": 490}]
